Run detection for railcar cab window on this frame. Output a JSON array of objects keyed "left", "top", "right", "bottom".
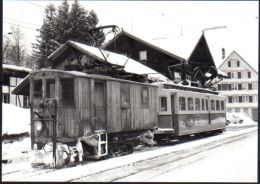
[
  {"left": 205, "top": 99, "right": 209, "bottom": 110},
  {"left": 221, "top": 101, "right": 225, "bottom": 110},
  {"left": 141, "top": 87, "right": 149, "bottom": 108},
  {"left": 210, "top": 100, "right": 215, "bottom": 111},
  {"left": 60, "top": 78, "right": 74, "bottom": 106},
  {"left": 120, "top": 84, "right": 130, "bottom": 107},
  {"left": 195, "top": 98, "right": 200, "bottom": 111},
  {"left": 216, "top": 100, "right": 220, "bottom": 111},
  {"left": 201, "top": 99, "right": 205, "bottom": 110},
  {"left": 33, "top": 79, "right": 43, "bottom": 98},
  {"left": 159, "top": 96, "right": 167, "bottom": 111},
  {"left": 188, "top": 97, "right": 194, "bottom": 111},
  {"left": 46, "top": 79, "right": 55, "bottom": 98},
  {"left": 179, "top": 97, "right": 186, "bottom": 110}
]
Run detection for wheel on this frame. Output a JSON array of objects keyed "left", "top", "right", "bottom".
[
  {"left": 226, "top": 120, "right": 230, "bottom": 125},
  {"left": 239, "top": 120, "right": 243, "bottom": 124}
]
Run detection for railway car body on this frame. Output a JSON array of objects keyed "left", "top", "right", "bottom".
[
  {"left": 13, "top": 69, "right": 158, "bottom": 163},
  {"left": 155, "top": 83, "right": 226, "bottom": 141}
]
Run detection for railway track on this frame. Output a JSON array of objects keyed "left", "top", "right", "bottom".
[{"left": 2, "top": 126, "right": 257, "bottom": 182}]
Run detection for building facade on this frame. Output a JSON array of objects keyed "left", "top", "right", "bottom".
[
  {"left": 2, "top": 64, "right": 31, "bottom": 108},
  {"left": 216, "top": 51, "right": 258, "bottom": 121}
]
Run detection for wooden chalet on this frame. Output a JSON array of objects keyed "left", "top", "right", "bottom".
[
  {"left": 46, "top": 40, "right": 168, "bottom": 83},
  {"left": 103, "top": 30, "right": 184, "bottom": 80}
]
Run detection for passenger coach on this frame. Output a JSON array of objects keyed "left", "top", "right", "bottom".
[{"left": 155, "top": 83, "right": 226, "bottom": 140}]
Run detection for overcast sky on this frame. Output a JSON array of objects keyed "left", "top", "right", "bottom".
[{"left": 3, "top": 1, "right": 259, "bottom": 70}]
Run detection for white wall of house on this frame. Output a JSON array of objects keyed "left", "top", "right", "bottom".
[{"left": 215, "top": 51, "right": 258, "bottom": 121}]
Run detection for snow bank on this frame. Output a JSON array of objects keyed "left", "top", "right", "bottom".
[{"left": 2, "top": 103, "right": 30, "bottom": 135}]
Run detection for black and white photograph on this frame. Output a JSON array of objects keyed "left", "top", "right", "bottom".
[{"left": 2, "top": 0, "right": 258, "bottom": 182}]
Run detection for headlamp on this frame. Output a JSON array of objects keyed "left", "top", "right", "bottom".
[{"left": 35, "top": 121, "right": 43, "bottom": 131}]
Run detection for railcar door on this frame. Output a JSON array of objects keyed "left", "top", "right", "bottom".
[
  {"left": 94, "top": 81, "right": 106, "bottom": 130},
  {"left": 171, "top": 95, "right": 175, "bottom": 128}
]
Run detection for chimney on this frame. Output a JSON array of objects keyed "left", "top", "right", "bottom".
[{"left": 222, "top": 48, "right": 225, "bottom": 59}]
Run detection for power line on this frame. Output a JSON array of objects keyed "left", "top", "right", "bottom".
[
  {"left": 3, "top": 20, "right": 38, "bottom": 31},
  {"left": 24, "top": 0, "right": 46, "bottom": 9},
  {"left": 3, "top": 17, "right": 41, "bottom": 27}
]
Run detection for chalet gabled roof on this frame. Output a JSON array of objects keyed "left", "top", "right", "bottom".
[
  {"left": 48, "top": 40, "right": 168, "bottom": 81},
  {"left": 103, "top": 30, "right": 185, "bottom": 61},
  {"left": 218, "top": 50, "right": 258, "bottom": 75},
  {"left": 187, "top": 33, "right": 216, "bottom": 68}
]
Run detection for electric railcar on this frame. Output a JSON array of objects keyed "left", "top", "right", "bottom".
[
  {"left": 12, "top": 69, "right": 226, "bottom": 167},
  {"left": 154, "top": 83, "right": 226, "bottom": 142}
]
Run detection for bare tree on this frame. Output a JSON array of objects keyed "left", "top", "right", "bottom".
[{"left": 3, "top": 26, "right": 27, "bottom": 66}]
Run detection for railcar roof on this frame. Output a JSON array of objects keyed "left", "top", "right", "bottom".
[{"left": 12, "top": 69, "right": 158, "bottom": 95}]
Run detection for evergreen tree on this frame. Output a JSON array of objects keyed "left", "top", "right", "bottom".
[{"left": 32, "top": 0, "right": 105, "bottom": 68}]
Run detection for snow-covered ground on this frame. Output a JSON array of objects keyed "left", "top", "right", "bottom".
[{"left": 2, "top": 103, "right": 30, "bottom": 136}]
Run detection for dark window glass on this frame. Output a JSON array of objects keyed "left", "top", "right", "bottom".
[
  {"left": 121, "top": 84, "right": 130, "bottom": 107},
  {"left": 237, "top": 72, "right": 241, "bottom": 79},
  {"left": 239, "top": 96, "right": 242, "bottom": 103},
  {"left": 237, "top": 61, "right": 240, "bottom": 67},
  {"left": 248, "top": 83, "right": 252, "bottom": 90},
  {"left": 228, "top": 96, "right": 232, "bottom": 103},
  {"left": 227, "top": 72, "right": 231, "bottom": 78},
  {"left": 205, "top": 99, "right": 208, "bottom": 110},
  {"left": 2, "top": 93, "right": 9, "bottom": 103},
  {"left": 228, "top": 61, "right": 231, "bottom": 67},
  {"left": 221, "top": 101, "right": 225, "bottom": 110},
  {"left": 218, "top": 84, "right": 221, "bottom": 91},
  {"left": 216, "top": 100, "right": 220, "bottom": 111},
  {"left": 33, "top": 79, "right": 42, "bottom": 98},
  {"left": 60, "top": 78, "right": 74, "bottom": 106},
  {"left": 46, "top": 79, "right": 55, "bottom": 98},
  {"left": 179, "top": 97, "right": 186, "bottom": 110},
  {"left": 160, "top": 97, "right": 167, "bottom": 111},
  {"left": 201, "top": 99, "right": 205, "bottom": 110},
  {"left": 210, "top": 100, "right": 215, "bottom": 110},
  {"left": 248, "top": 72, "right": 251, "bottom": 78},
  {"left": 141, "top": 87, "right": 149, "bottom": 107},
  {"left": 238, "top": 84, "right": 242, "bottom": 90},
  {"left": 249, "top": 96, "right": 253, "bottom": 103}
]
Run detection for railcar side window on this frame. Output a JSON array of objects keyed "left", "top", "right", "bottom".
[
  {"left": 141, "top": 87, "right": 149, "bottom": 108},
  {"left": 201, "top": 99, "right": 205, "bottom": 110},
  {"left": 46, "top": 79, "right": 55, "bottom": 98},
  {"left": 60, "top": 78, "right": 74, "bottom": 106},
  {"left": 121, "top": 84, "right": 130, "bottom": 107},
  {"left": 179, "top": 97, "right": 186, "bottom": 110},
  {"left": 216, "top": 100, "right": 220, "bottom": 111},
  {"left": 206, "top": 99, "right": 209, "bottom": 110},
  {"left": 221, "top": 101, "right": 225, "bottom": 110},
  {"left": 210, "top": 100, "right": 215, "bottom": 111},
  {"left": 160, "top": 97, "right": 167, "bottom": 111},
  {"left": 195, "top": 98, "right": 200, "bottom": 111},
  {"left": 33, "top": 79, "right": 42, "bottom": 98},
  {"left": 188, "top": 97, "right": 194, "bottom": 111}
]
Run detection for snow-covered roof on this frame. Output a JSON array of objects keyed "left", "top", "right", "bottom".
[
  {"left": 3, "top": 64, "right": 32, "bottom": 73},
  {"left": 218, "top": 50, "right": 258, "bottom": 75},
  {"left": 48, "top": 40, "right": 169, "bottom": 82},
  {"left": 103, "top": 30, "right": 185, "bottom": 61}
]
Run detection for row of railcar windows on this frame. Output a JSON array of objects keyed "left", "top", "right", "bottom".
[{"left": 178, "top": 97, "right": 225, "bottom": 111}]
